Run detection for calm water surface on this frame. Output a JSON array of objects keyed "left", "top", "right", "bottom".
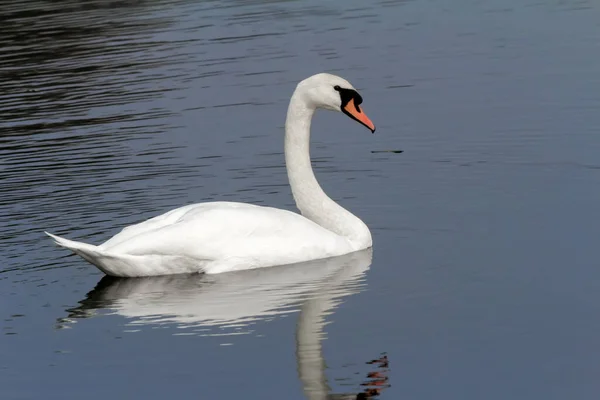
[{"left": 2, "top": 0, "right": 600, "bottom": 399}]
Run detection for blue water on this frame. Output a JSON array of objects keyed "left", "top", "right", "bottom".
[{"left": 2, "top": 0, "right": 600, "bottom": 398}]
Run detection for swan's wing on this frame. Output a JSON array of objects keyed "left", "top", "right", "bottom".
[
  {"left": 101, "top": 201, "right": 351, "bottom": 272},
  {"left": 100, "top": 202, "right": 260, "bottom": 249}
]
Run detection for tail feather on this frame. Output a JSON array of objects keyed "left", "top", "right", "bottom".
[
  {"left": 45, "top": 231, "right": 99, "bottom": 253},
  {"left": 44, "top": 231, "right": 109, "bottom": 272},
  {"left": 44, "top": 231, "right": 205, "bottom": 277}
]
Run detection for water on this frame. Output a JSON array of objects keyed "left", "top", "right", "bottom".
[{"left": 2, "top": 0, "right": 600, "bottom": 398}]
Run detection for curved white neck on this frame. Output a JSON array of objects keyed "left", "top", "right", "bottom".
[{"left": 284, "top": 90, "right": 371, "bottom": 249}]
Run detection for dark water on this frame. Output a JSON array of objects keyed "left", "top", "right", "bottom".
[{"left": 2, "top": 0, "right": 600, "bottom": 398}]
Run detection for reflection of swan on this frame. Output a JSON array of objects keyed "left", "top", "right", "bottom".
[
  {"left": 46, "top": 73, "right": 376, "bottom": 277},
  {"left": 295, "top": 267, "right": 390, "bottom": 400},
  {"left": 61, "top": 249, "right": 372, "bottom": 332},
  {"left": 60, "top": 249, "right": 389, "bottom": 398}
]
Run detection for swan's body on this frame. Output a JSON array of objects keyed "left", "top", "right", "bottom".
[
  {"left": 46, "top": 73, "right": 376, "bottom": 277},
  {"left": 48, "top": 202, "right": 356, "bottom": 277}
]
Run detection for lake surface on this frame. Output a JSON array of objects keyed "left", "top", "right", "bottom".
[{"left": 2, "top": 0, "right": 600, "bottom": 398}]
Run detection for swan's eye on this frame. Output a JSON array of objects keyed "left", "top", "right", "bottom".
[{"left": 333, "top": 85, "right": 341, "bottom": 91}]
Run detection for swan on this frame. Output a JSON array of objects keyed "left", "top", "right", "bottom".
[{"left": 46, "top": 73, "right": 376, "bottom": 277}]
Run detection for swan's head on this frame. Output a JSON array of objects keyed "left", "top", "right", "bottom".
[{"left": 296, "top": 73, "right": 376, "bottom": 133}]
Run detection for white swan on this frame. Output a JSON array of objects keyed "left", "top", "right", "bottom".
[{"left": 46, "top": 73, "right": 376, "bottom": 277}]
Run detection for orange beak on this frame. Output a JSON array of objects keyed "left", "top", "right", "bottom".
[{"left": 343, "top": 97, "right": 376, "bottom": 133}]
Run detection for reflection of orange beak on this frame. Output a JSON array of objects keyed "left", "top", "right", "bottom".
[{"left": 343, "top": 97, "right": 376, "bottom": 133}]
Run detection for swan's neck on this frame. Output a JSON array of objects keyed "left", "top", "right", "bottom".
[{"left": 284, "top": 92, "right": 371, "bottom": 249}]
